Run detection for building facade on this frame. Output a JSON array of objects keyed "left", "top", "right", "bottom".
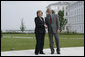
[
  {"left": 64, "top": 1, "right": 84, "bottom": 33},
  {"left": 46, "top": 1, "right": 70, "bottom": 14}
]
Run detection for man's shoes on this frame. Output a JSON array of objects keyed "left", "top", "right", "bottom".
[
  {"left": 56, "top": 49, "right": 60, "bottom": 54},
  {"left": 57, "top": 51, "right": 60, "bottom": 54}
]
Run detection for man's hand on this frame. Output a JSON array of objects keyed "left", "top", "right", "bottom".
[
  {"left": 44, "top": 24, "right": 48, "bottom": 28},
  {"left": 57, "top": 29, "right": 60, "bottom": 33}
]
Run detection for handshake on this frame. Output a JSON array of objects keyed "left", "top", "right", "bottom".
[
  {"left": 44, "top": 24, "right": 60, "bottom": 33},
  {"left": 44, "top": 24, "right": 48, "bottom": 28}
]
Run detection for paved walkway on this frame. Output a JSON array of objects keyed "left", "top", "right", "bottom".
[
  {"left": 1, "top": 47, "right": 84, "bottom": 56},
  {"left": 3, "top": 36, "right": 33, "bottom": 38},
  {"left": 3, "top": 36, "right": 84, "bottom": 40}
]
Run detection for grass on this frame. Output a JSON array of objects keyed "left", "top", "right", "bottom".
[
  {"left": 1, "top": 33, "right": 84, "bottom": 51},
  {"left": 3, "top": 33, "right": 35, "bottom": 37}
]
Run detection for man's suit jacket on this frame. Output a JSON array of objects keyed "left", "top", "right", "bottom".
[
  {"left": 45, "top": 14, "right": 60, "bottom": 33},
  {"left": 35, "top": 17, "right": 45, "bottom": 33}
]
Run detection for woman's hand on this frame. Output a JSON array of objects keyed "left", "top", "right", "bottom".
[{"left": 44, "top": 24, "right": 48, "bottom": 28}]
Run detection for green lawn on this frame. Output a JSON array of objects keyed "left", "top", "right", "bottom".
[{"left": 1, "top": 33, "right": 84, "bottom": 51}]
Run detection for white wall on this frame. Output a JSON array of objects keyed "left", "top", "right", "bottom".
[{"left": 64, "top": 1, "right": 84, "bottom": 33}]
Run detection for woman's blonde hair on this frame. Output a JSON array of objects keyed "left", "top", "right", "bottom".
[{"left": 36, "top": 10, "right": 43, "bottom": 17}]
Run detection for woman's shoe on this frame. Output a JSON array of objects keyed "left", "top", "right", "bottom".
[
  {"left": 40, "top": 51, "right": 45, "bottom": 54},
  {"left": 51, "top": 49, "right": 55, "bottom": 54},
  {"left": 51, "top": 51, "right": 54, "bottom": 54},
  {"left": 35, "top": 53, "right": 38, "bottom": 55}
]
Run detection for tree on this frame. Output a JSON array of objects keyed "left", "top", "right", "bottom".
[
  {"left": 58, "top": 10, "right": 67, "bottom": 32},
  {"left": 52, "top": 10, "right": 55, "bottom": 14},
  {"left": 20, "top": 19, "right": 26, "bottom": 32}
]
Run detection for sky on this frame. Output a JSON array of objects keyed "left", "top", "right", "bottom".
[{"left": 1, "top": 1, "right": 59, "bottom": 31}]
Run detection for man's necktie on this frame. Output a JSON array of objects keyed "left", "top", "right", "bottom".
[{"left": 50, "top": 15, "right": 52, "bottom": 24}]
